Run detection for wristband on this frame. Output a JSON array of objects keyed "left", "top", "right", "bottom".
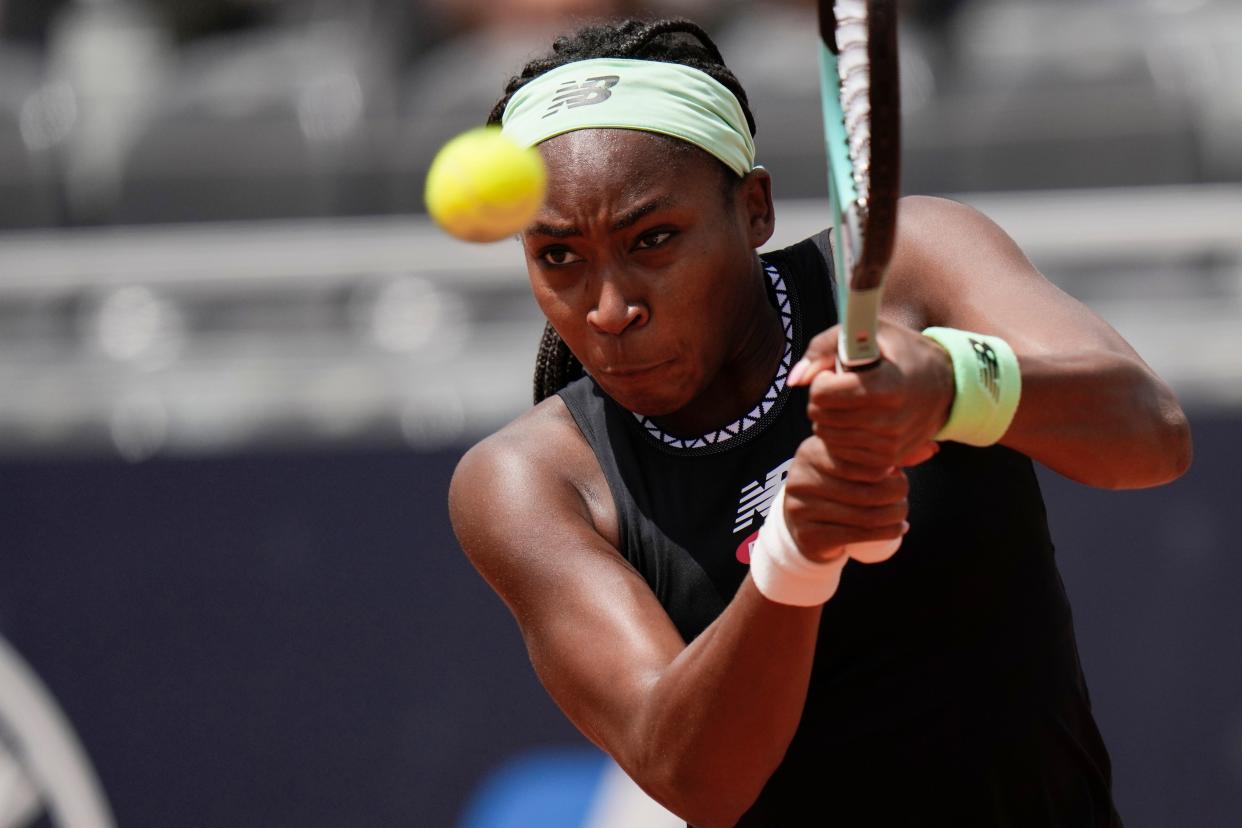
[
  {"left": 749, "top": 486, "right": 848, "bottom": 607},
  {"left": 922, "top": 327, "right": 1022, "bottom": 447}
]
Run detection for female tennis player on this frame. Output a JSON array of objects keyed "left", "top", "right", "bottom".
[{"left": 448, "top": 18, "right": 1191, "bottom": 827}]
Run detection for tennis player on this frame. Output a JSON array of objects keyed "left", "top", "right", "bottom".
[{"left": 448, "top": 19, "right": 1191, "bottom": 827}]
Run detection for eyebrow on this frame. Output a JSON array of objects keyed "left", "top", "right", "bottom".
[{"left": 528, "top": 196, "right": 675, "bottom": 239}]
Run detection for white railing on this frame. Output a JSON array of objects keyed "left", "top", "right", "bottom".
[{"left": 0, "top": 185, "right": 1238, "bottom": 457}]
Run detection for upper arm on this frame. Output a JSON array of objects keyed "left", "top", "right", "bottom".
[
  {"left": 447, "top": 418, "right": 686, "bottom": 756},
  {"left": 886, "top": 195, "right": 1142, "bottom": 360},
  {"left": 883, "top": 196, "right": 1191, "bottom": 486}
]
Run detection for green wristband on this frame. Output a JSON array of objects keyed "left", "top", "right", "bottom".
[{"left": 922, "top": 327, "right": 1022, "bottom": 447}]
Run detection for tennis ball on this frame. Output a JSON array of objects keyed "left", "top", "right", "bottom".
[{"left": 424, "top": 126, "right": 547, "bottom": 243}]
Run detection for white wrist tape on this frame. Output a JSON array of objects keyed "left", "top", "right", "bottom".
[{"left": 750, "top": 486, "right": 848, "bottom": 607}]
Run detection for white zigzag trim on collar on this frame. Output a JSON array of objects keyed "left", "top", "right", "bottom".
[{"left": 634, "top": 262, "right": 794, "bottom": 450}]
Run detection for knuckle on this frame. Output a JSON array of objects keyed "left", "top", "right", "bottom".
[
  {"left": 795, "top": 436, "right": 821, "bottom": 464},
  {"left": 808, "top": 371, "right": 839, "bottom": 397},
  {"left": 784, "top": 469, "right": 815, "bottom": 502}
]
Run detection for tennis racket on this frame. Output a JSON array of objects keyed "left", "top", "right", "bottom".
[{"left": 818, "top": 0, "right": 903, "bottom": 562}]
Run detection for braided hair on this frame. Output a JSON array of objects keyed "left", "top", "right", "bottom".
[{"left": 485, "top": 18, "right": 758, "bottom": 405}]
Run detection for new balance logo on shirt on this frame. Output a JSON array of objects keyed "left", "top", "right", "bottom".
[
  {"left": 733, "top": 458, "right": 794, "bottom": 534},
  {"left": 542, "top": 75, "right": 620, "bottom": 118}
]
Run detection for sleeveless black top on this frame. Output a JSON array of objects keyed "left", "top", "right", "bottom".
[{"left": 559, "top": 232, "right": 1121, "bottom": 827}]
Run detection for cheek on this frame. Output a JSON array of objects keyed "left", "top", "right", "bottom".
[
  {"left": 528, "top": 266, "right": 571, "bottom": 320},
  {"left": 528, "top": 272, "right": 592, "bottom": 351},
  {"left": 665, "top": 255, "right": 746, "bottom": 333}
]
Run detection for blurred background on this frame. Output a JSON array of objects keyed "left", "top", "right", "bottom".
[{"left": 0, "top": 0, "right": 1239, "bottom": 825}]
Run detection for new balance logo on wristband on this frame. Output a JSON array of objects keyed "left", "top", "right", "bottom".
[
  {"left": 970, "top": 337, "right": 1001, "bottom": 402},
  {"left": 542, "top": 75, "right": 621, "bottom": 118},
  {"left": 733, "top": 458, "right": 793, "bottom": 534}
]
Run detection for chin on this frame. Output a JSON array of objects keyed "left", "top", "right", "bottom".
[
  {"left": 597, "top": 375, "right": 696, "bottom": 418},
  {"left": 622, "top": 396, "right": 686, "bottom": 418}
]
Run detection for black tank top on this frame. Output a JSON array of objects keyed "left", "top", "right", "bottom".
[{"left": 559, "top": 232, "right": 1121, "bottom": 826}]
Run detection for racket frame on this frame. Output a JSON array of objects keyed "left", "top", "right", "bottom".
[{"left": 818, "top": 0, "right": 901, "bottom": 369}]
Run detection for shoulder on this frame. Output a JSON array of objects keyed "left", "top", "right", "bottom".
[
  {"left": 450, "top": 395, "right": 591, "bottom": 521},
  {"left": 449, "top": 394, "right": 619, "bottom": 568},
  {"left": 884, "top": 195, "right": 1040, "bottom": 329},
  {"left": 453, "top": 394, "right": 579, "bottom": 485},
  {"left": 893, "top": 195, "right": 1023, "bottom": 253}
]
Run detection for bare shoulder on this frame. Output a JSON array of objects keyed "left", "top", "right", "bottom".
[
  {"left": 451, "top": 395, "right": 585, "bottom": 497},
  {"left": 884, "top": 195, "right": 1043, "bottom": 329},
  {"left": 448, "top": 395, "right": 619, "bottom": 576},
  {"left": 893, "top": 194, "right": 1013, "bottom": 240}
]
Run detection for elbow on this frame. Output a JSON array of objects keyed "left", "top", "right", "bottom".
[
  {"left": 1154, "top": 399, "right": 1193, "bottom": 484},
  {"left": 637, "top": 761, "right": 760, "bottom": 828},
  {"left": 1105, "top": 393, "right": 1193, "bottom": 490},
  {"left": 623, "top": 715, "right": 778, "bottom": 826}
]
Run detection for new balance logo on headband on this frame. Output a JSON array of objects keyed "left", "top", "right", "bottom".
[{"left": 542, "top": 75, "right": 621, "bottom": 118}]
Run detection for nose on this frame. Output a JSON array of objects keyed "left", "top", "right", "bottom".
[{"left": 587, "top": 276, "right": 648, "bottom": 336}]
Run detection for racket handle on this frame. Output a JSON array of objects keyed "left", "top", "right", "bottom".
[{"left": 844, "top": 536, "right": 902, "bottom": 564}]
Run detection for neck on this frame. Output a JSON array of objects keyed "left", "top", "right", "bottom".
[{"left": 649, "top": 257, "right": 786, "bottom": 437}]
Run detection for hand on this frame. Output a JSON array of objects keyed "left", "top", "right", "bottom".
[
  {"left": 782, "top": 435, "right": 909, "bottom": 564},
  {"left": 789, "top": 321, "right": 954, "bottom": 470}
]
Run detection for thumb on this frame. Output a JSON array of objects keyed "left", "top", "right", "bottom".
[{"left": 788, "top": 325, "right": 840, "bottom": 387}]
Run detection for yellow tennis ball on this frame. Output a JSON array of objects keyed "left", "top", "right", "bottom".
[{"left": 424, "top": 126, "right": 547, "bottom": 243}]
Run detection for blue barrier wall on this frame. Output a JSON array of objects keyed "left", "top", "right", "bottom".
[{"left": 0, "top": 412, "right": 1238, "bottom": 826}]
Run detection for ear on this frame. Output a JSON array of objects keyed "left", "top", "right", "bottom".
[{"left": 738, "top": 167, "right": 775, "bottom": 249}]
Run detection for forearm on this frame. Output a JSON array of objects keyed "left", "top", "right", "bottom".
[
  {"left": 624, "top": 577, "right": 822, "bottom": 827},
  {"left": 1002, "top": 348, "right": 1192, "bottom": 489}
]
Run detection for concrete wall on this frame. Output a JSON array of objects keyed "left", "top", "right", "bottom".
[{"left": 0, "top": 411, "right": 1238, "bottom": 826}]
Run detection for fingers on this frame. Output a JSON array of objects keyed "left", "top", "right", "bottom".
[
  {"left": 791, "top": 438, "right": 909, "bottom": 499},
  {"left": 787, "top": 326, "right": 840, "bottom": 387},
  {"left": 812, "top": 424, "right": 940, "bottom": 469},
  {"left": 898, "top": 441, "right": 939, "bottom": 467},
  {"left": 785, "top": 436, "right": 910, "bottom": 562},
  {"left": 791, "top": 521, "right": 908, "bottom": 564},
  {"left": 811, "top": 425, "right": 899, "bottom": 468},
  {"left": 791, "top": 321, "right": 955, "bottom": 468},
  {"left": 786, "top": 493, "right": 908, "bottom": 531}
]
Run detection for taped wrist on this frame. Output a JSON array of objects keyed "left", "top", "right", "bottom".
[
  {"left": 922, "top": 327, "right": 1022, "bottom": 447},
  {"left": 750, "top": 486, "right": 847, "bottom": 607}
]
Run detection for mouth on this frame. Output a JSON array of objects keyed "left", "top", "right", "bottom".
[{"left": 599, "top": 358, "right": 672, "bottom": 379}]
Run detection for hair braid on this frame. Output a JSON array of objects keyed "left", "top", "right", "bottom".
[
  {"left": 533, "top": 322, "right": 584, "bottom": 405},
  {"left": 487, "top": 18, "right": 756, "bottom": 404}
]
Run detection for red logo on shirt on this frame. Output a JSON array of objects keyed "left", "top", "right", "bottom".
[{"left": 735, "top": 529, "right": 759, "bottom": 564}]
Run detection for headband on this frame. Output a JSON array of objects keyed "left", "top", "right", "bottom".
[{"left": 501, "top": 58, "right": 756, "bottom": 177}]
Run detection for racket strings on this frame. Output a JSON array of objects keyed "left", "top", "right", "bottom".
[{"left": 834, "top": 0, "right": 873, "bottom": 209}]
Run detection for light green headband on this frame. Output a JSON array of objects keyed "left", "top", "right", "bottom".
[{"left": 501, "top": 57, "right": 756, "bottom": 177}]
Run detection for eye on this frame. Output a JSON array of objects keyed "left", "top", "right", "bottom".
[
  {"left": 635, "top": 230, "right": 675, "bottom": 250},
  {"left": 539, "top": 246, "right": 583, "bottom": 266}
]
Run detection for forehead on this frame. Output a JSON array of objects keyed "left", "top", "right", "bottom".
[{"left": 537, "top": 128, "right": 723, "bottom": 204}]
